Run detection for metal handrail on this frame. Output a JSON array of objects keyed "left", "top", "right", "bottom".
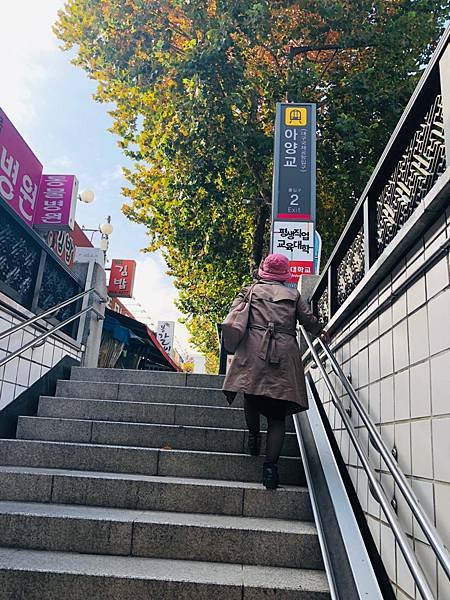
[
  {"left": 0, "top": 302, "right": 105, "bottom": 370},
  {"left": 0, "top": 306, "right": 101, "bottom": 369},
  {"left": 316, "top": 335, "right": 450, "bottom": 578},
  {"left": 301, "top": 326, "right": 435, "bottom": 600},
  {"left": 293, "top": 410, "right": 339, "bottom": 600},
  {"left": 0, "top": 287, "right": 106, "bottom": 343}
]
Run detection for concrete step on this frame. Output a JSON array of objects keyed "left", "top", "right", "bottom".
[
  {"left": 17, "top": 416, "right": 300, "bottom": 457},
  {"left": 71, "top": 367, "right": 225, "bottom": 389},
  {"left": 56, "top": 379, "right": 239, "bottom": 407},
  {"left": 38, "top": 395, "right": 297, "bottom": 434},
  {"left": 38, "top": 396, "right": 296, "bottom": 432},
  {"left": 0, "top": 548, "right": 331, "bottom": 600},
  {"left": 0, "top": 439, "right": 305, "bottom": 484},
  {"left": 0, "top": 466, "right": 313, "bottom": 521},
  {"left": 0, "top": 501, "right": 323, "bottom": 569}
]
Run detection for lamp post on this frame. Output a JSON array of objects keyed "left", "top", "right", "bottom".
[
  {"left": 81, "top": 215, "right": 114, "bottom": 260},
  {"left": 99, "top": 216, "right": 113, "bottom": 259},
  {"left": 286, "top": 42, "right": 374, "bottom": 101}
]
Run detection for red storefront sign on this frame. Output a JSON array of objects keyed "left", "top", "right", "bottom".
[
  {"left": 288, "top": 260, "right": 314, "bottom": 283},
  {"left": 107, "top": 259, "right": 136, "bottom": 298}
]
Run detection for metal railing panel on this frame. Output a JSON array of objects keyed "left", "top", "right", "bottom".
[
  {"left": 301, "top": 326, "right": 437, "bottom": 600},
  {"left": 311, "top": 26, "right": 449, "bottom": 323},
  {"left": 316, "top": 336, "right": 450, "bottom": 578}
]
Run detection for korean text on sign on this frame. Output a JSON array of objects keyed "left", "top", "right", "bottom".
[
  {"left": 33, "top": 174, "right": 78, "bottom": 231},
  {"left": 271, "top": 103, "right": 315, "bottom": 221},
  {"left": 107, "top": 259, "right": 136, "bottom": 298},
  {"left": 157, "top": 321, "right": 175, "bottom": 355},
  {"left": 0, "top": 108, "right": 43, "bottom": 225},
  {"left": 272, "top": 221, "right": 314, "bottom": 283}
]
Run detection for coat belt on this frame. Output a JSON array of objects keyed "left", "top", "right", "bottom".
[{"left": 248, "top": 323, "right": 297, "bottom": 364}]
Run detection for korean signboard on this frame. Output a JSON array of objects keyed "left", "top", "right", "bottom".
[
  {"left": 271, "top": 103, "right": 317, "bottom": 283},
  {"left": 271, "top": 103, "right": 316, "bottom": 221},
  {"left": 273, "top": 221, "right": 314, "bottom": 283},
  {"left": 34, "top": 174, "right": 78, "bottom": 231},
  {"left": 157, "top": 321, "right": 175, "bottom": 356},
  {"left": 107, "top": 259, "right": 136, "bottom": 298},
  {"left": 44, "top": 230, "right": 77, "bottom": 269},
  {"left": 0, "top": 107, "right": 43, "bottom": 225}
]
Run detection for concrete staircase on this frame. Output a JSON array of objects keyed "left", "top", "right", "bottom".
[{"left": 0, "top": 368, "right": 330, "bottom": 599}]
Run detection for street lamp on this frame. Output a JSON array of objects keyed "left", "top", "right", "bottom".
[
  {"left": 78, "top": 189, "right": 95, "bottom": 204},
  {"left": 81, "top": 215, "right": 113, "bottom": 259},
  {"left": 99, "top": 218, "right": 113, "bottom": 236}
]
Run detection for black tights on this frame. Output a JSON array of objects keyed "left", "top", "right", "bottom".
[{"left": 244, "top": 396, "right": 286, "bottom": 464}]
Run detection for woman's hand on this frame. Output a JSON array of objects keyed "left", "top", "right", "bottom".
[{"left": 319, "top": 329, "right": 331, "bottom": 344}]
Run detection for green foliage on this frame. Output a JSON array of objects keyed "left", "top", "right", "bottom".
[{"left": 54, "top": 0, "right": 449, "bottom": 357}]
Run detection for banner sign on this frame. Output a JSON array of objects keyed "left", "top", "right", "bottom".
[
  {"left": 271, "top": 103, "right": 317, "bottom": 284},
  {"left": 34, "top": 174, "right": 78, "bottom": 231},
  {"left": 156, "top": 321, "right": 175, "bottom": 356},
  {"left": 271, "top": 103, "right": 316, "bottom": 221},
  {"left": 0, "top": 107, "right": 43, "bottom": 225},
  {"left": 273, "top": 221, "right": 314, "bottom": 283},
  {"left": 107, "top": 259, "right": 136, "bottom": 298}
]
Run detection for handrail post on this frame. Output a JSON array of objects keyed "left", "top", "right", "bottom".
[
  {"left": 439, "top": 41, "right": 450, "bottom": 162},
  {"left": 363, "top": 194, "right": 378, "bottom": 271},
  {"left": 327, "top": 265, "right": 338, "bottom": 318}
]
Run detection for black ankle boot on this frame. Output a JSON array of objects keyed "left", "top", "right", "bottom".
[
  {"left": 263, "top": 462, "right": 279, "bottom": 490},
  {"left": 247, "top": 432, "right": 261, "bottom": 456}
]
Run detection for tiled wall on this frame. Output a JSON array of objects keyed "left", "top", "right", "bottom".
[
  {"left": 311, "top": 207, "right": 450, "bottom": 599},
  {"left": 0, "top": 295, "right": 83, "bottom": 411}
]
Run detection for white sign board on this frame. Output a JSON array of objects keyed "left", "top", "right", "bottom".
[
  {"left": 74, "top": 246, "right": 105, "bottom": 266},
  {"left": 156, "top": 321, "right": 175, "bottom": 355},
  {"left": 272, "top": 220, "right": 314, "bottom": 278}
]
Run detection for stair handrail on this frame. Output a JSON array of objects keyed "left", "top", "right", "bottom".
[
  {"left": 0, "top": 287, "right": 106, "bottom": 343},
  {"left": 0, "top": 291, "right": 106, "bottom": 370},
  {"left": 300, "top": 326, "right": 435, "bottom": 600},
  {"left": 315, "top": 335, "right": 450, "bottom": 579}
]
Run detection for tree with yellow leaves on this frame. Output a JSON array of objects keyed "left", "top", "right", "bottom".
[{"left": 55, "top": 0, "right": 449, "bottom": 366}]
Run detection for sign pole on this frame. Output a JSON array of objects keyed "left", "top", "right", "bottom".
[{"left": 270, "top": 103, "right": 317, "bottom": 286}]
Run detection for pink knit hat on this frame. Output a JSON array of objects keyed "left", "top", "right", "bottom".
[{"left": 258, "top": 253, "right": 291, "bottom": 282}]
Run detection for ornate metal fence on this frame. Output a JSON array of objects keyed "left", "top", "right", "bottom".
[
  {"left": 0, "top": 200, "right": 83, "bottom": 338},
  {"left": 312, "top": 29, "right": 449, "bottom": 326}
]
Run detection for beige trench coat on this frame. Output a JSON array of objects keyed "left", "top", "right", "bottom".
[{"left": 222, "top": 280, "right": 322, "bottom": 412}]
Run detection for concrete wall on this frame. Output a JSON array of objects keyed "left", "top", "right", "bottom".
[
  {"left": 310, "top": 205, "right": 450, "bottom": 599},
  {"left": 0, "top": 292, "right": 82, "bottom": 410}
]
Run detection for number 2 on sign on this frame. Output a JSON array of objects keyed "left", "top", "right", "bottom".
[{"left": 289, "top": 193, "right": 299, "bottom": 206}]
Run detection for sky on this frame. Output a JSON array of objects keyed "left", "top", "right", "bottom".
[{"left": 1, "top": 0, "right": 201, "bottom": 364}]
